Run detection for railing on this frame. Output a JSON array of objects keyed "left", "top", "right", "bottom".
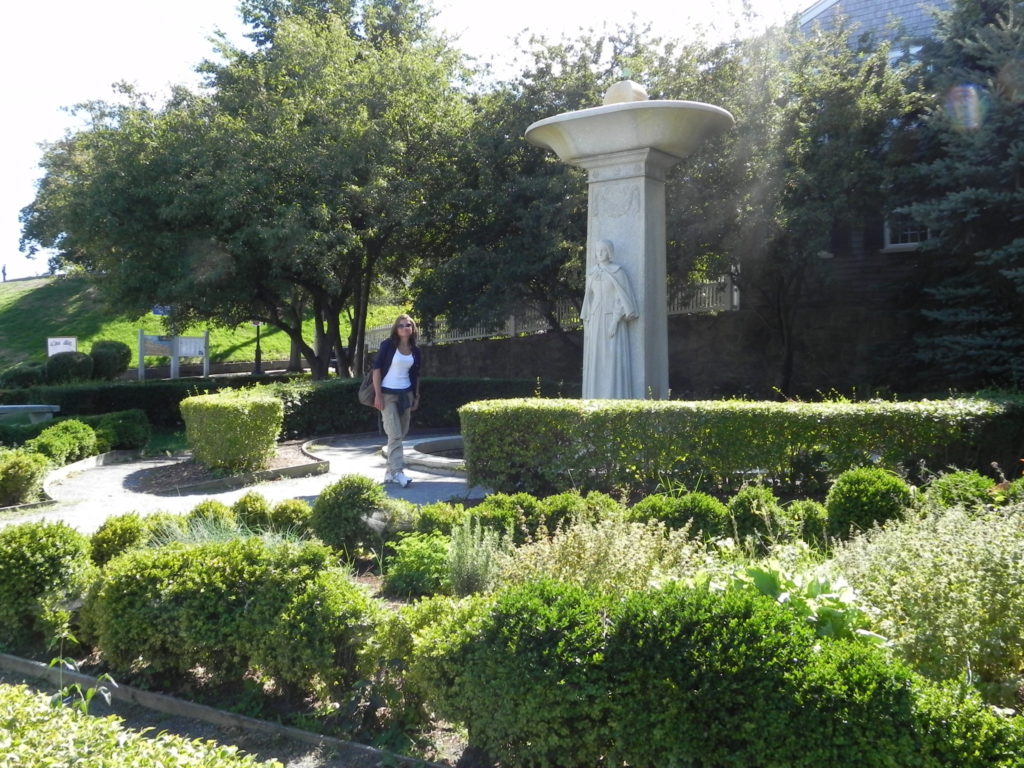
[{"left": 365, "top": 276, "right": 738, "bottom": 349}]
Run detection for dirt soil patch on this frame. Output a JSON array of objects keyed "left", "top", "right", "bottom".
[{"left": 132, "top": 440, "right": 315, "bottom": 494}]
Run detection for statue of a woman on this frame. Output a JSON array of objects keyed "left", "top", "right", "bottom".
[{"left": 580, "top": 239, "right": 639, "bottom": 398}]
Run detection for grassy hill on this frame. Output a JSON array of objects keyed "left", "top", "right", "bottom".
[{"left": 0, "top": 275, "right": 400, "bottom": 372}]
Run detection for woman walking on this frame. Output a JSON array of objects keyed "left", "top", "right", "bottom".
[{"left": 372, "top": 314, "right": 422, "bottom": 487}]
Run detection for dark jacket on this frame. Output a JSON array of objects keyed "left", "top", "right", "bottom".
[{"left": 372, "top": 338, "right": 421, "bottom": 393}]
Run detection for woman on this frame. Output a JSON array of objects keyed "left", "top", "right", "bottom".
[{"left": 372, "top": 314, "right": 422, "bottom": 487}]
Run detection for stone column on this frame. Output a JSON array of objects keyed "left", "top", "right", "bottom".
[{"left": 579, "top": 147, "right": 679, "bottom": 399}]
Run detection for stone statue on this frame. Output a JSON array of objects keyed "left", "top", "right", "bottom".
[{"left": 581, "top": 239, "right": 639, "bottom": 398}]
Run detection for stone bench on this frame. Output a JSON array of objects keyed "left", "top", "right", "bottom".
[{"left": 0, "top": 405, "right": 61, "bottom": 424}]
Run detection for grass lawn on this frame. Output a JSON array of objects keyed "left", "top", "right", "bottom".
[{"left": 0, "top": 276, "right": 403, "bottom": 371}]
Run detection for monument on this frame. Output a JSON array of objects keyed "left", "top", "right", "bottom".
[{"left": 525, "top": 80, "right": 734, "bottom": 399}]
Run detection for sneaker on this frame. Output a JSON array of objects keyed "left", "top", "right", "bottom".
[{"left": 392, "top": 470, "right": 412, "bottom": 488}]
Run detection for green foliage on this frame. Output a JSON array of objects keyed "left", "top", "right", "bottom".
[
  {"left": 627, "top": 491, "right": 728, "bottom": 537},
  {"left": 0, "top": 361, "right": 44, "bottom": 388},
  {"left": 460, "top": 397, "right": 1008, "bottom": 496},
  {"left": 923, "top": 469, "right": 997, "bottom": 512},
  {"left": 447, "top": 517, "right": 510, "bottom": 596},
  {"left": 185, "top": 500, "right": 237, "bottom": 532},
  {"left": 84, "top": 536, "right": 339, "bottom": 687},
  {"left": 0, "top": 683, "right": 281, "bottom": 767},
  {"left": 0, "top": 448, "right": 50, "bottom": 506},
  {"left": 383, "top": 532, "right": 451, "bottom": 598},
  {"left": 270, "top": 498, "right": 313, "bottom": 532},
  {"left": 470, "top": 492, "right": 543, "bottom": 544},
  {"left": 83, "top": 409, "right": 151, "bottom": 452},
  {"left": 415, "top": 501, "right": 469, "bottom": 535},
  {"left": 825, "top": 466, "right": 913, "bottom": 537},
  {"left": 43, "top": 351, "right": 93, "bottom": 384},
  {"left": 787, "top": 498, "right": 830, "bottom": 546},
  {"left": 90, "top": 513, "right": 147, "bottom": 567},
  {"left": 495, "top": 516, "right": 715, "bottom": 597},
  {"left": 835, "top": 503, "right": 1024, "bottom": 705},
  {"left": 24, "top": 419, "right": 97, "bottom": 466},
  {"left": 88, "top": 339, "right": 132, "bottom": 380},
  {"left": 309, "top": 474, "right": 387, "bottom": 554},
  {"left": 418, "top": 580, "right": 613, "bottom": 768},
  {"left": 181, "top": 390, "right": 283, "bottom": 472},
  {"left": 0, "top": 521, "right": 94, "bottom": 653},
  {"left": 250, "top": 567, "right": 380, "bottom": 699},
  {"left": 726, "top": 483, "right": 795, "bottom": 547},
  {"left": 231, "top": 491, "right": 274, "bottom": 530}
]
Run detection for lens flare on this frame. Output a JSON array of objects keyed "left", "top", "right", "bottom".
[{"left": 944, "top": 83, "right": 986, "bottom": 131}]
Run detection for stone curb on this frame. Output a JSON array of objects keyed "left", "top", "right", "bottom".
[{"left": 0, "top": 652, "right": 441, "bottom": 768}]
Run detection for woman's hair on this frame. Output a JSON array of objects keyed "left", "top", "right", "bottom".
[{"left": 389, "top": 313, "right": 418, "bottom": 346}]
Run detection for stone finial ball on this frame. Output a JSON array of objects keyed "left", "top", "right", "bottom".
[{"left": 603, "top": 80, "right": 650, "bottom": 105}]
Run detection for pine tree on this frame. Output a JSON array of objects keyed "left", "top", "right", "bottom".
[{"left": 908, "top": 0, "right": 1024, "bottom": 385}]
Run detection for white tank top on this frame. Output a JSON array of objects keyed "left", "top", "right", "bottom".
[{"left": 381, "top": 350, "right": 414, "bottom": 390}]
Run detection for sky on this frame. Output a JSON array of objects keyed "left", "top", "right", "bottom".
[{"left": 1, "top": 0, "right": 810, "bottom": 281}]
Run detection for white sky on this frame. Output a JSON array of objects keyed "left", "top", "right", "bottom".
[{"left": 1, "top": 0, "right": 809, "bottom": 280}]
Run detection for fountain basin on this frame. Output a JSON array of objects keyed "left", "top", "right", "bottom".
[
  {"left": 525, "top": 100, "right": 735, "bottom": 163},
  {"left": 404, "top": 435, "right": 465, "bottom": 474}
]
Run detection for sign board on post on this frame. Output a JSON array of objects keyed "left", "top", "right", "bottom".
[
  {"left": 137, "top": 329, "right": 210, "bottom": 380},
  {"left": 47, "top": 337, "right": 77, "bottom": 357}
]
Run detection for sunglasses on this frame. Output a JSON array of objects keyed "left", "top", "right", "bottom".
[{"left": 397, "top": 323, "right": 413, "bottom": 328}]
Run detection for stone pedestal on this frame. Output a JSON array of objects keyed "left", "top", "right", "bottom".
[{"left": 525, "top": 82, "right": 734, "bottom": 400}]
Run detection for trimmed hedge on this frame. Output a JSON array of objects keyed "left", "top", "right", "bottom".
[
  {"left": 0, "top": 448, "right": 50, "bottom": 506},
  {"left": 181, "top": 390, "right": 283, "bottom": 472},
  {"left": 460, "top": 397, "right": 1019, "bottom": 496},
  {"left": 0, "top": 409, "right": 150, "bottom": 451},
  {"left": 414, "top": 580, "right": 1024, "bottom": 768}
]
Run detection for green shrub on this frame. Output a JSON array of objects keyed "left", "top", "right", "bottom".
[
  {"left": 44, "top": 350, "right": 93, "bottom": 384},
  {"left": 1006, "top": 476, "right": 1024, "bottom": 504},
  {"left": 270, "top": 498, "right": 313, "bottom": 532},
  {"left": 924, "top": 469, "right": 997, "bottom": 511},
  {"left": 0, "top": 684, "right": 279, "bottom": 767},
  {"left": 0, "top": 521, "right": 94, "bottom": 653},
  {"left": 0, "top": 448, "right": 50, "bottom": 506},
  {"left": 383, "top": 532, "right": 451, "bottom": 598},
  {"left": 84, "top": 409, "right": 150, "bottom": 451},
  {"left": 460, "top": 396, "right": 1013, "bottom": 496},
  {"left": 627, "top": 491, "right": 728, "bottom": 537},
  {"left": 250, "top": 567, "right": 380, "bottom": 698},
  {"left": 825, "top": 466, "right": 913, "bottom": 537},
  {"left": 232, "top": 491, "right": 273, "bottom": 530},
  {"left": 537, "top": 490, "right": 624, "bottom": 533},
  {"left": 415, "top": 501, "right": 469, "bottom": 535},
  {"left": 0, "top": 361, "right": 44, "bottom": 389},
  {"left": 417, "top": 579, "right": 613, "bottom": 768},
  {"left": 495, "top": 516, "right": 714, "bottom": 597},
  {"left": 180, "top": 390, "right": 283, "bottom": 472},
  {"left": 24, "top": 419, "right": 97, "bottom": 465},
  {"left": 471, "top": 492, "right": 543, "bottom": 543},
  {"left": 787, "top": 498, "right": 830, "bottom": 546},
  {"left": 185, "top": 499, "right": 237, "bottom": 532},
  {"left": 85, "top": 537, "right": 337, "bottom": 685},
  {"left": 90, "top": 513, "right": 147, "bottom": 567},
  {"left": 835, "top": 503, "right": 1024, "bottom": 705},
  {"left": 448, "top": 518, "right": 510, "bottom": 596},
  {"left": 726, "top": 484, "right": 795, "bottom": 547},
  {"left": 309, "top": 474, "right": 387, "bottom": 554},
  {"left": 88, "top": 339, "right": 132, "bottom": 380}
]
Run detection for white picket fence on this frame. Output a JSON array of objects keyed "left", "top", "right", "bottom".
[{"left": 365, "top": 276, "right": 738, "bottom": 349}]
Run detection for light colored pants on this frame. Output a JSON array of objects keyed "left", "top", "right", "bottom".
[{"left": 381, "top": 392, "right": 411, "bottom": 475}]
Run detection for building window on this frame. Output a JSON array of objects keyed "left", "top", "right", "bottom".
[{"left": 883, "top": 213, "right": 929, "bottom": 252}]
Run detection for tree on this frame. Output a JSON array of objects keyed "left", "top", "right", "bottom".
[
  {"left": 904, "top": 0, "right": 1024, "bottom": 386},
  {"left": 21, "top": 0, "right": 468, "bottom": 378}
]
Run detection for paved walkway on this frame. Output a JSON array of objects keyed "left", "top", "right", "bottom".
[{"left": 1, "top": 432, "right": 487, "bottom": 534}]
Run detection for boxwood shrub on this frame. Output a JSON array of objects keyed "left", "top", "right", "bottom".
[
  {"left": 627, "top": 491, "right": 728, "bottom": 537},
  {"left": 0, "top": 448, "right": 50, "bottom": 506},
  {"left": 88, "top": 339, "right": 132, "bottom": 380},
  {"left": 0, "top": 521, "right": 94, "bottom": 653},
  {"left": 825, "top": 466, "right": 913, "bottom": 538},
  {"left": 24, "top": 419, "right": 97, "bottom": 466},
  {"left": 180, "top": 390, "right": 283, "bottom": 472},
  {"left": 44, "top": 350, "right": 93, "bottom": 383},
  {"left": 460, "top": 397, "right": 1014, "bottom": 497},
  {"left": 309, "top": 474, "right": 388, "bottom": 554}
]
